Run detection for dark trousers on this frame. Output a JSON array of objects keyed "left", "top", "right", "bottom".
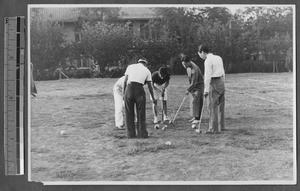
[
  {"left": 192, "top": 87, "right": 204, "bottom": 119},
  {"left": 124, "top": 83, "right": 148, "bottom": 138}
]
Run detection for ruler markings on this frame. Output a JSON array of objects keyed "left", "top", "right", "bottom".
[{"left": 4, "top": 16, "right": 25, "bottom": 175}]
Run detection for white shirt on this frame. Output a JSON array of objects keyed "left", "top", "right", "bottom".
[
  {"left": 125, "top": 63, "right": 152, "bottom": 84},
  {"left": 204, "top": 53, "right": 225, "bottom": 93}
]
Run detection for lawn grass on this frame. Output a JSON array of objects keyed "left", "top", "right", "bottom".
[{"left": 30, "top": 72, "right": 294, "bottom": 182}]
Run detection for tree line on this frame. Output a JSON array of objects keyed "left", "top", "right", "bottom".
[{"left": 30, "top": 6, "right": 293, "bottom": 80}]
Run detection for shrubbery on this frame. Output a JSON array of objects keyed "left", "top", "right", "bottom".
[{"left": 31, "top": 7, "right": 293, "bottom": 81}]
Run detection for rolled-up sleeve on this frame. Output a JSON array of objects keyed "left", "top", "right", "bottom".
[
  {"left": 187, "top": 70, "right": 199, "bottom": 93},
  {"left": 146, "top": 69, "right": 152, "bottom": 82},
  {"left": 204, "top": 59, "right": 212, "bottom": 93}
]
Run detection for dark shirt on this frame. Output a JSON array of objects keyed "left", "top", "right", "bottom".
[
  {"left": 152, "top": 71, "right": 170, "bottom": 85},
  {"left": 187, "top": 62, "right": 204, "bottom": 93}
]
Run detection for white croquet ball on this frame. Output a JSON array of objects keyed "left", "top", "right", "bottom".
[
  {"left": 154, "top": 124, "right": 160, "bottom": 129},
  {"left": 191, "top": 124, "right": 197, "bottom": 129},
  {"left": 165, "top": 141, "right": 172, "bottom": 146},
  {"left": 162, "top": 125, "right": 167, "bottom": 131},
  {"left": 60, "top": 130, "right": 67, "bottom": 135},
  {"left": 195, "top": 129, "right": 202, "bottom": 133}
]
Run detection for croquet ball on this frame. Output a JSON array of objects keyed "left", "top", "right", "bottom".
[
  {"left": 60, "top": 130, "right": 66, "bottom": 135},
  {"left": 191, "top": 124, "right": 197, "bottom": 129},
  {"left": 195, "top": 129, "right": 202, "bottom": 133},
  {"left": 165, "top": 141, "right": 171, "bottom": 145},
  {"left": 154, "top": 124, "right": 160, "bottom": 129}
]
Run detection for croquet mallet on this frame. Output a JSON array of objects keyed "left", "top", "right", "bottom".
[
  {"left": 160, "top": 89, "right": 166, "bottom": 127},
  {"left": 168, "top": 94, "right": 187, "bottom": 127},
  {"left": 195, "top": 96, "right": 206, "bottom": 133}
]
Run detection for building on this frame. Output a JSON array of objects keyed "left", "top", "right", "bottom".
[
  {"left": 37, "top": 7, "right": 161, "bottom": 74},
  {"left": 40, "top": 7, "right": 160, "bottom": 42},
  {"left": 119, "top": 7, "right": 165, "bottom": 40}
]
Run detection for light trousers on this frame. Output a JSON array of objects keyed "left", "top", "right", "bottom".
[
  {"left": 113, "top": 86, "right": 124, "bottom": 127},
  {"left": 207, "top": 78, "right": 225, "bottom": 132}
]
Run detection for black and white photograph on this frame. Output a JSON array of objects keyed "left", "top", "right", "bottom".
[{"left": 28, "top": 4, "right": 295, "bottom": 184}]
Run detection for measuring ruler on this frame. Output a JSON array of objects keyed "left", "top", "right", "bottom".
[{"left": 4, "top": 16, "right": 25, "bottom": 175}]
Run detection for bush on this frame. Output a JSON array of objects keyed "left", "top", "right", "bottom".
[
  {"left": 128, "top": 38, "right": 182, "bottom": 73},
  {"left": 229, "top": 60, "right": 288, "bottom": 73}
]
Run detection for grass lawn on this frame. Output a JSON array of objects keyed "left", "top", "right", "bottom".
[{"left": 30, "top": 72, "right": 294, "bottom": 183}]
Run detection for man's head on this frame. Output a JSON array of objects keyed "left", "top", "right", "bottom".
[
  {"left": 180, "top": 55, "right": 192, "bottom": 68},
  {"left": 138, "top": 58, "right": 148, "bottom": 65},
  {"left": 198, "top": 45, "right": 210, "bottom": 60},
  {"left": 158, "top": 67, "right": 169, "bottom": 78}
]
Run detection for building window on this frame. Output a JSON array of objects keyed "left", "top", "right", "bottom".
[
  {"left": 74, "top": 27, "right": 82, "bottom": 42},
  {"left": 150, "top": 27, "right": 161, "bottom": 40},
  {"left": 140, "top": 24, "right": 149, "bottom": 40}
]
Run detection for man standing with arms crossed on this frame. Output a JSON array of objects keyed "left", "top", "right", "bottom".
[
  {"left": 198, "top": 45, "right": 225, "bottom": 133},
  {"left": 123, "top": 58, "right": 156, "bottom": 138}
]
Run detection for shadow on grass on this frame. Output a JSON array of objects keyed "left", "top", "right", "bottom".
[
  {"left": 190, "top": 140, "right": 211, "bottom": 146},
  {"left": 126, "top": 144, "right": 175, "bottom": 156},
  {"left": 230, "top": 129, "right": 255, "bottom": 136},
  {"left": 114, "top": 134, "right": 127, "bottom": 139},
  {"left": 82, "top": 122, "right": 106, "bottom": 129},
  {"left": 32, "top": 166, "right": 48, "bottom": 173},
  {"left": 54, "top": 169, "right": 85, "bottom": 179},
  {"left": 200, "top": 148, "right": 224, "bottom": 155},
  {"left": 226, "top": 131, "right": 287, "bottom": 151},
  {"left": 31, "top": 147, "right": 51, "bottom": 154},
  {"left": 79, "top": 93, "right": 112, "bottom": 99},
  {"left": 53, "top": 167, "right": 99, "bottom": 181}
]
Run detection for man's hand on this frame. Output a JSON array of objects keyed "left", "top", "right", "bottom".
[
  {"left": 204, "top": 92, "right": 209, "bottom": 97},
  {"left": 153, "top": 85, "right": 161, "bottom": 93},
  {"left": 191, "top": 91, "right": 198, "bottom": 98},
  {"left": 152, "top": 99, "right": 157, "bottom": 105},
  {"left": 185, "top": 90, "right": 190, "bottom": 95}
]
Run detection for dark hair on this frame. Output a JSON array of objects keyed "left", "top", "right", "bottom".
[
  {"left": 198, "top": 45, "right": 210, "bottom": 53},
  {"left": 180, "top": 55, "right": 191, "bottom": 62},
  {"left": 159, "top": 67, "right": 169, "bottom": 76}
]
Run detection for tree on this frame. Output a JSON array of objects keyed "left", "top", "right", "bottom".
[
  {"left": 194, "top": 21, "right": 233, "bottom": 71},
  {"left": 198, "top": 7, "right": 232, "bottom": 25},
  {"left": 233, "top": 6, "right": 293, "bottom": 72},
  {"left": 149, "top": 7, "right": 234, "bottom": 73},
  {"left": 151, "top": 7, "right": 203, "bottom": 47},
  {"left": 30, "top": 8, "right": 68, "bottom": 79},
  {"left": 262, "top": 33, "right": 292, "bottom": 71},
  {"left": 129, "top": 38, "right": 182, "bottom": 72},
  {"left": 70, "top": 21, "right": 133, "bottom": 74},
  {"left": 235, "top": 6, "right": 293, "bottom": 53}
]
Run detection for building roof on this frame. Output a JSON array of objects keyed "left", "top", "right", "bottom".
[
  {"left": 120, "top": 7, "right": 156, "bottom": 20},
  {"left": 38, "top": 8, "right": 80, "bottom": 22},
  {"left": 34, "top": 7, "right": 156, "bottom": 22}
]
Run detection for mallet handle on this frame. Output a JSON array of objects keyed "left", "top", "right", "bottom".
[{"left": 171, "top": 95, "right": 187, "bottom": 122}]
